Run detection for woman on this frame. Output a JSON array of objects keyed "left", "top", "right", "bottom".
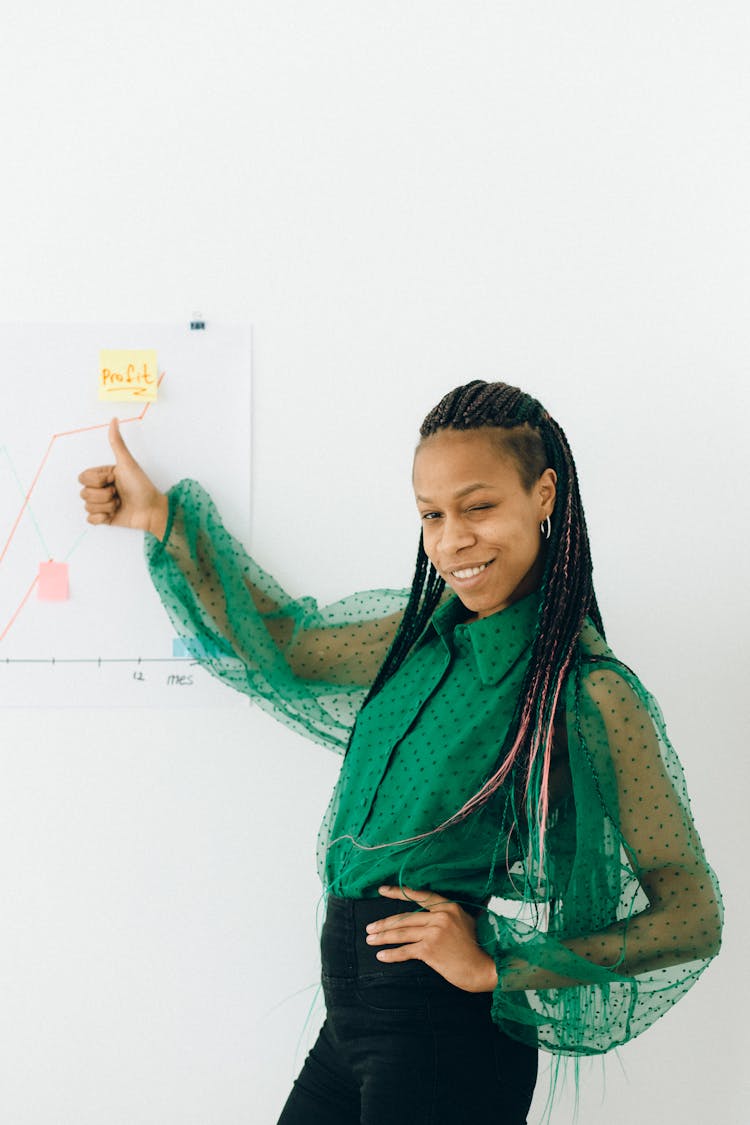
[{"left": 79, "top": 380, "right": 722, "bottom": 1123}]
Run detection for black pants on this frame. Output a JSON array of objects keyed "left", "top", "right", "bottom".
[{"left": 276, "top": 894, "right": 538, "bottom": 1124}]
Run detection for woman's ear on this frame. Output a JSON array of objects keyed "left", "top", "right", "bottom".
[{"left": 538, "top": 467, "right": 557, "bottom": 517}]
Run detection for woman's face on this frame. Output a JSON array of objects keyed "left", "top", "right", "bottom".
[{"left": 412, "top": 428, "right": 557, "bottom": 620}]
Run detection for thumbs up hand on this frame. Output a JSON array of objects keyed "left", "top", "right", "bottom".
[{"left": 78, "top": 418, "right": 169, "bottom": 540}]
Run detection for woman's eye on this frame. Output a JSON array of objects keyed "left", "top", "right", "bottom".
[
  {"left": 469, "top": 504, "right": 493, "bottom": 512},
  {"left": 420, "top": 512, "right": 440, "bottom": 521}
]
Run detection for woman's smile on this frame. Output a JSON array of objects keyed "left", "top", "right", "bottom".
[{"left": 447, "top": 559, "right": 494, "bottom": 584}]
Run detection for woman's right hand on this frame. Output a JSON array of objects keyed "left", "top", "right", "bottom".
[{"left": 78, "top": 418, "right": 169, "bottom": 540}]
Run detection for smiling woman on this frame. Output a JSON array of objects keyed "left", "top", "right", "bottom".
[
  {"left": 413, "top": 428, "right": 557, "bottom": 618},
  {"left": 78, "top": 379, "right": 722, "bottom": 1125}
]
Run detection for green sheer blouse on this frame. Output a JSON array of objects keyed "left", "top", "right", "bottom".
[{"left": 143, "top": 478, "right": 723, "bottom": 1056}]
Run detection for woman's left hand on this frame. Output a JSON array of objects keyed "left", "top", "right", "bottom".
[{"left": 366, "top": 885, "right": 498, "bottom": 993}]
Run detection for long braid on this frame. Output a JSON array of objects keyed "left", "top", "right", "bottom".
[
  {"left": 347, "top": 380, "right": 602, "bottom": 884},
  {"left": 362, "top": 538, "right": 445, "bottom": 705}
]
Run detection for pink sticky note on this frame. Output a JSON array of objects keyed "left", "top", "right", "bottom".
[{"left": 37, "top": 561, "right": 69, "bottom": 601}]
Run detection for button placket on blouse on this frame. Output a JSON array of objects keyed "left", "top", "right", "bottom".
[{"left": 347, "top": 638, "right": 453, "bottom": 837}]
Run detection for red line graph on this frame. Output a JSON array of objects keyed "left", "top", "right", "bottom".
[
  {"left": 0, "top": 575, "right": 39, "bottom": 642},
  {"left": 0, "top": 374, "right": 164, "bottom": 643}
]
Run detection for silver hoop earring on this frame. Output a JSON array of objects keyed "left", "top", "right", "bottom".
[{"left": 540, "top": 516, "right": 551, "bottom": 540}]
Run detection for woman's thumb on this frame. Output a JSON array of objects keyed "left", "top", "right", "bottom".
[{"left": 108, "top": 417, "right": 135, "bottom": 464}]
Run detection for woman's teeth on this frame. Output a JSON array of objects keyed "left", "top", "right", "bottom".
[{"left": 451, "top": 562, "right": 490, "bottom": 579}]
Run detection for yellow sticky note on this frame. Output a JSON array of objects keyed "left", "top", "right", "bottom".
[{"left": 98, "top": 349, "right": 158, "bottom": 402}]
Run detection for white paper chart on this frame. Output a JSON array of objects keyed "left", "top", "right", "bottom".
[{"left": 0, "top": 322, "right": 252, "bottom": 707}]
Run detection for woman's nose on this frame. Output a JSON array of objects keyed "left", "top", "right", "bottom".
[{"left": 438, "top": 515, "right": 476, "bottom": 553}]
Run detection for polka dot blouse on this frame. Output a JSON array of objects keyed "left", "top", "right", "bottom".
[{"left": 144, "top": 479, "right": 723, "bottom": 1056}]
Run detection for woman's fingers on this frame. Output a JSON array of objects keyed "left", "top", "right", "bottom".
[
  {"left": 369, "top": 911, "right": 433, "bottom": 932},
  {"left": 377, "top": 884, "right": 449, "bottom": 909},
  {"left": 366, "top": 920, "right": 431, "bottom": 945},
  {"left": 378, "top": 884, "right": 426, "bottom": 898},
  {"left": 79, "top": 481, "right": 119, "bottom": 521},
  {"left": 367, "top": 907, "right": 455, "bottom": 939},
  {"left": 377, "top": 882, "right": 449, "bottom": 909},
  {"left": 373, "top": 944, "right": 418, "bottom": 962},
  {"left": 78, "top": 464, "right": 116, "bottom": 488},
  {"left": 79, "top": 484, "right": 116, "bottom": 503}
]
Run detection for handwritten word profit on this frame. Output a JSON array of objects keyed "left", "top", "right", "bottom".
[{"left": 98, "top": 349, "right": 158, "bottom": 402}]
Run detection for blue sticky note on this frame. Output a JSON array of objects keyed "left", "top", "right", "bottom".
[{"left": 173, "top": 637, "right": 221, "bottom": 660}]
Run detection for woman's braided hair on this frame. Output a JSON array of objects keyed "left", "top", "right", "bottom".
[{"left": 360, "top": 379, "right": 604, "bottom": 871}]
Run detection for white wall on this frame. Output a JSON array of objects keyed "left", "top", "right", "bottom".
[{"left": 0, "top": 3, "right": 746, "bottom": 1122}]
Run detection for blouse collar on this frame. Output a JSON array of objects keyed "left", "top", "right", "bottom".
[{"left": 420, "top": 588, "right": 541, "bottom": 685}]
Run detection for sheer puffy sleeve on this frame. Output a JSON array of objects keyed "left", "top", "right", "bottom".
[
  {"left": 143, "top": 479, "right": 409, "bottom": 752},
  {"left": 475, "top": 636, "right": 723, "bottom": 1055}
]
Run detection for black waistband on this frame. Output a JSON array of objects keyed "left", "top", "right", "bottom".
[
  {"left": 325, "top": 892, "right": 484, "bottom": 921},
  {"left": 320, "top": 893, "right": 486, "bottom": 979}
]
